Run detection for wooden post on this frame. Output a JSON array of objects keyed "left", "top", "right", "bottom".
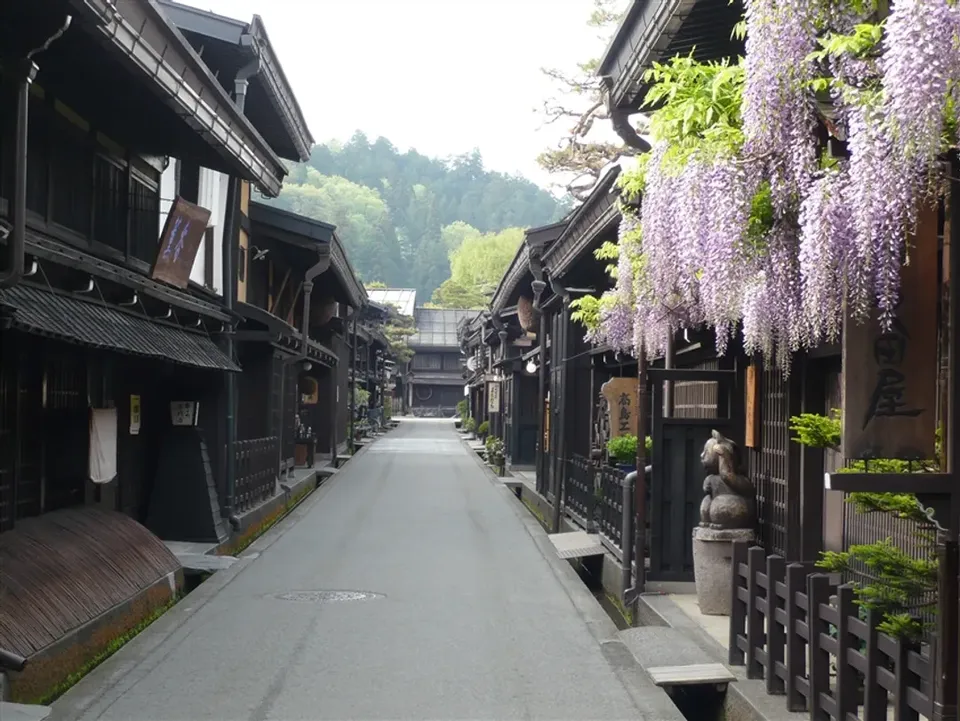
[
  {"left": 785, "top": 562, "right": 809, "bottom": 712},
  {"left": 766, "top": 555, "right": 786, "bottom": 695},
  {"left": 862, "top": 607, "right": 886, "bottom": 721},
  {"left": 835, "top": 584, "right": 859, "bottom": 720},
  {"left": 746, "top": 546, "right": 765, "bottom": 679},
  {"left": 934, "top": 541, "right": 958, "bottom": 721},
  {"left": 807, "top": 574, "right": 832, "bottom": 721},
  {"left": 729, "top": 540, "right": 748, "bottom": 664}
]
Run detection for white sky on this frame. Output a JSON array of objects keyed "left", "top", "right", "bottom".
[{"left": 178, "top": 0, "right": 621, "bottom": 191}]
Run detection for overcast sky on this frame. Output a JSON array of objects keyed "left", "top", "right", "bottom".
[{"left": 178, "top": 0, "right": 618, "bottom": 191}]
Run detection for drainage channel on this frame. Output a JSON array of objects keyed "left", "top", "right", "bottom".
[
  {"left": 507, "top": 489, "right": 730, "bottom": 721},
  {"left": 660, "top": 683, "right": 726, "bottom": 721}
]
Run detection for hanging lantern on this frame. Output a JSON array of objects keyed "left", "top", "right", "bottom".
[
  {"left": 316, "top": 297, "right": 337, "bottom": 326},
  {"left": 517, "top": 295, "right": 538, "bottom": 332}
]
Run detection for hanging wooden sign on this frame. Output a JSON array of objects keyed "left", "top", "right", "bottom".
[
  {"left": 842, "top": 205, "right": 939, "bottom": 461},
  {"left": 152, "top": 197, "right": 212, "bottom": 288},
  {"left": 601, "top": 377, "right": 638, "bottom": 438},
  {"left": 744, "top": 365, "right": 759, "bottom": 448}
]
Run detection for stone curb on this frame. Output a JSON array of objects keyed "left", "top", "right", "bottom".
[
  {"left": 48, "top": 443, "right": 365, "bottom": 721},
  {"left": 458, "top": 435, "right": 686, "bottom": 721}
]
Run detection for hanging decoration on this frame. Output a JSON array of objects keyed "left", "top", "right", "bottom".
[{"left": 580, "top": 0, "right": 960, "bottom": 374}]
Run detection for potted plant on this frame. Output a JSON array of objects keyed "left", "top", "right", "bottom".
[
  {"left": 455, "top": 400, "right": 468, "bottom": 429},
  {"left": 485, "top": 436, "right": 506, "bottom": 476},
  {"left": 606, "top": 435, "right": 653, "bottom": 473},
  {"left": 464, "top": 417, "right": 477, "bottom": 437},
  {"left": 607, "top": 435, "right": 638, "bottom": 473},
  {"left": 478, "top": 420, "right": 490, "bottom": 441}
]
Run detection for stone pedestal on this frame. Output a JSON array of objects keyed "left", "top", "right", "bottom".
[{"left": 692, "top": 526, "right": 755, "bottom": 616}]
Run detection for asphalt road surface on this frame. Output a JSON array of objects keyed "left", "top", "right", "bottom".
[{"left": 53, "top": 419, "right": 677, "bottom": 721}]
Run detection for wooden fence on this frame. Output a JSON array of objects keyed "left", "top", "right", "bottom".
[
  {"left": 235, "top": 436, "right": 279, "bottom": 512},
  {"left": 729, "top": 542, "right": 936, "bottom": 721}
]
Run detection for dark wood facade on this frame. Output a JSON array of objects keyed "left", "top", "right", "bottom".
[
  {"left": 241, "top": 202, "right": 366, "bottom": 474},
  {"left": 0, "top": 0, "right": 279, "bottom": 542}
]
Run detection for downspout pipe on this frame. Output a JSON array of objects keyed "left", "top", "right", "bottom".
[
  {"left": 348, "top": 312, "right": 358, "bottom": 450},
  {"left": 222, "top": 54, "right": 262, "bottom": 527},
  {"left": 296, "top": 250, "right": 332, "bottom": 366},
  {"left": 549, "top": 278, "right": 572, "bottom": 534},
  {"left": 532, "top": 279, "right": 548, "bottom": 496},
  {"left": 0, "top": 16, "right": 72, "bottom": 289}
]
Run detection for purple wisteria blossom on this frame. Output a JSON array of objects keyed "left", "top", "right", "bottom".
[
  {"left": 882, "top": 0, "right": 958, "bottom": 166},
  {"left": 742, "top": 0, "right": 818, "bottom": 209},
  {"left": 798, "top": 162, "right": 854, "bottom": 345}
]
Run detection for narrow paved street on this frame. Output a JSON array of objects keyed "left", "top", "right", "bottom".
[{"left": 51, "top": 420, "right": 673, "bottom": 721}]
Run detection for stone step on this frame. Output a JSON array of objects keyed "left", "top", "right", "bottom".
[
  {"left": 0, "top": 702, "right": 52, "bottom": 721},
  {"left": 546, "top": 531, "right": 604, "bottom": 559}
]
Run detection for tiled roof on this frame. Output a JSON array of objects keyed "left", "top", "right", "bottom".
[
  {"left": 366, "top": 288, "right": 417, "bottom": 317},
  {"left": 0, "top": 284, "right": 240, "bottom": 371},
  {"left": 410, "top": 308, "right": 476, "bottom": 348}
]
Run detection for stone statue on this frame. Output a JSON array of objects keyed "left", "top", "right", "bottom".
[{"left": 699, "top": 430, "right": 755, "bottom": 530}]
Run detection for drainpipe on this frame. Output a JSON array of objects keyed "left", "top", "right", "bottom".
[
  {"left": 348, "top": 313, "right": 358, "bottom": 450},
  {"left": 532, "top": 280, "right": 548, "bottom": 496},
  {"left": 222, "top": 55, "right": 262, "bottom": 526},
  {"left": 0, "top": 17, "right": 71, "bottom": 289},
  {"left": 623, "top": 343, "right": 650, "bottom": 612},
  {"left": 550, "top": 278, "right": 571, "bottom": 534}
]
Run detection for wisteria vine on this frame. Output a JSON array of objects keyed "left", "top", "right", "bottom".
[{"left": 588, "top": 0, "right": 960, "bottom": 374}]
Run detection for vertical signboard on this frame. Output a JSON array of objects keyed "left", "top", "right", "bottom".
[
  {"left": 152, "top": 197, "right": 212, "bottom": 288},
  {"left": 129, "top": 394, "right": 141, "bottom": 435},
  {"left": 488, "top": 382, "right": 501, "bottom": 413},
  {"left": 842, "top": 207, "right": 939, "bottom": 460},
  {"left": 601, "top": 377, "right": 638, "bottom": 438}
]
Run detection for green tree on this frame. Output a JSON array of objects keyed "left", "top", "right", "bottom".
[
  {"left": 441, "top": 221, "right": 482, "bottom": 252},
  {"left": 537, "top": 0, "right": 640, "bottom": 199},
  {"left": 432, "top": 228, "right": 525, "bottom": 308},
  {"left": 269, "top": 169, "right": 405, "bottom": 286}
]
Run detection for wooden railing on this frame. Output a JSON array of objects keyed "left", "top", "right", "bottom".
[
  {"left": 729, "top": 542, "right": 935, "bottom": 721},
  {"left": 235, "top": 437, "right": 278, "bottom": 512},
  {"left": 597, "top": 465, "right": 625, "bottom": 560},
  {"left": 565, "top": 454, "right": 594, "bottom": 530}
]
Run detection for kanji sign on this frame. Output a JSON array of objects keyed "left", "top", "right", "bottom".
[
  {"left": 129, "top": 394, "right": 141, "bottom": 435},
  {"left": 601, "top": 377, "right": 638, "bottom": 438},
  {"left": 170, "top": 401, "right": 200, "bottom": 427},
  {"left": 152, "top": 197, "right": 212, "bottom": 288},
  {"left": 842, "top": 206, "right": 938, "bottom": 460},
  {"left": 488, "top": 382, "right": 501, "bottom": 413}
]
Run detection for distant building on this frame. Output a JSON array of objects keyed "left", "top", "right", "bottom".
[{"left": 366, "top": 289, "right": 474, "bottom": 417}]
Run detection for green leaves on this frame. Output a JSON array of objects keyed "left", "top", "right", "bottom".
[
  {"left": 641, "top": 54, "right": 746, "bottom": 162},
  {"left": 808, "top": 21, "right": 884, "bottom": 64},
  {"left": 431, "top": 227, "right": 526, "bottom": 309},
  {"left": 570, "top": 295, "right": 602, "bottom": 331},
  {"left": 789, "top": 409, "right": 842, "bottom": 449},
  {"left": 793, "top": 408, "right": 939, "bottom": 639}
]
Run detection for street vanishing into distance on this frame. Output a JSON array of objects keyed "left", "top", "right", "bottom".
[{"left": 49, "top": 421, "right": 676, "bottom": 721}]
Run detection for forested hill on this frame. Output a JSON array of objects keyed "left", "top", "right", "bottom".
[{"left": 266, "top": 132, "right": 569, "bottom": 300}]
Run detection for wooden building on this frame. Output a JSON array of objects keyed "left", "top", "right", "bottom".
[
  {"left": 0, "top": 0, "right": 289, "bottom": 700},
  {"left": 587, "top": 1, "right": 957, "bottom": 718},
  {"left": 229, "top": 202, "right": 365, "bottom": 504},
  {"left": 458, "top": 311, "right": 488, "bottom": 429},
  {"left": 366, "top": 288, "right": 472, "bottom": 418},
  {"left": 488, "top": 222, "right": 567, "bottom": 471}
]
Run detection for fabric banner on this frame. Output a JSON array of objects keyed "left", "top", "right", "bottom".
[{"left": 89, "top": 408, "right": 118, "bottom": 484}]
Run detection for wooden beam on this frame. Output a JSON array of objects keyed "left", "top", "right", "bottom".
[
  {"left": 270, "top": 267, "right": 291, "bottom": 315},
  {"left": 824, "top": 472, "right": 951, "bottom": 494},
  {"left": 286, "top": 282, "right": 303, "bottom": 326}
]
